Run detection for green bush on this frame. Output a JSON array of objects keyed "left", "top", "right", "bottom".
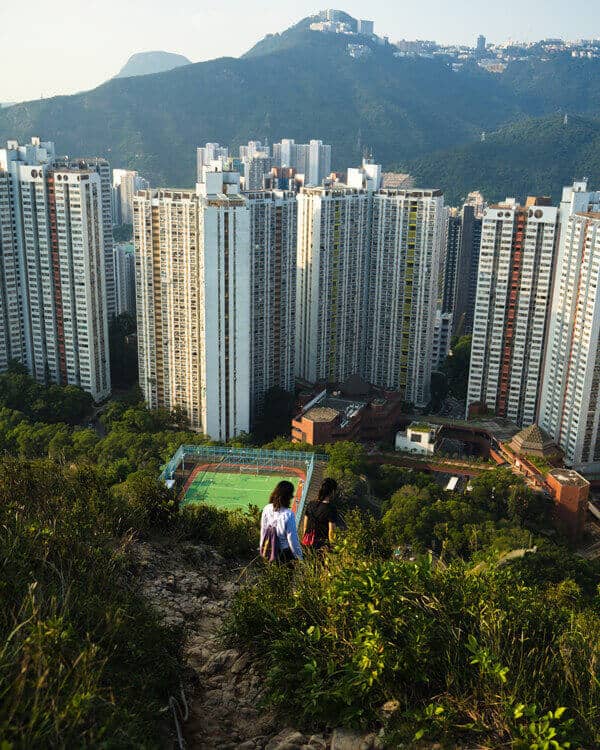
[
  {"left": 176, "top": 503, "right": 260, "bottom": 558},
  {"left": 225, "top": 519, "right": 600, "bottom": 747}
]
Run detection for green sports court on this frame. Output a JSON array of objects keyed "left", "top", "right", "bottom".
[{"left": 181, "top": 468, "right": 302, "bottom": 511}]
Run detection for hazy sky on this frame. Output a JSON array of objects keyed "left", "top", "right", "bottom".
[{"left": 0, "top": 0, "right": 593, "bottom": 102}]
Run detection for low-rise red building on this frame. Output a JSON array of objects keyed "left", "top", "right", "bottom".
[
  {"left": 291, "top": 379, "right": 406, "bottom": 445},
  {"left": 546, "top": 469, "right": 590, "bottom": 542}
]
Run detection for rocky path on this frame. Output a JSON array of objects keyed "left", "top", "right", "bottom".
[{"left": 131, "top": 539, "right": 366, "bottom": 750}]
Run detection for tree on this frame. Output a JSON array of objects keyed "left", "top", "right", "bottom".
[
  {"left": 325, "top": 442, "right": 368, "bottom": 481},
  {"left": 255, "top": 387, "right": 296, "bottom": 441},
  {"left": 112, "top": 469, "right": 178, "bottom": 530}
]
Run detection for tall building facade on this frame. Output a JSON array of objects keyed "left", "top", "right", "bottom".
[
  {"left": 442, "top": 204, "right": 482, "bottom": 337},
  {"left": 75, "top": 157, "right": 116, "bottom": 320},
  {"left": 538, "top": 184, "right": 600, "bottom": 466},
  {"left": 466, "top": 198, "right": 558, "bottom": 426},
  {"left": 296, "top": 185, "right": 370, "bottom": 383},
  {"left": 135, "top": 174, "right": 250, "bottom": 440},
  {"left": 114, "top": 243, "right": 136, "bottom": 317},
  {"left": 0, "top": 137, "right": 111, "bottom": 401},
  {"left": 243, "top": 154, "right": 272, "bottom": 190},
  {"left": 246, "top": 190, "right": 297, "bottom": 422},
  {"left": 365, "top": 189, "right": 445, "bottom": 406}
]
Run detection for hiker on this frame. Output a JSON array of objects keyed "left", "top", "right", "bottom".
[
  {"left": 302, "top": 477, "right": 339, "bottom": 551},
  {"left": 260, "top": 480, "right": 303, "bottom": 563}
]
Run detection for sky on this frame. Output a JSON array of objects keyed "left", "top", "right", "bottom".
[{"left": 0, "top": 0, "right": 594, "bottom": 102}]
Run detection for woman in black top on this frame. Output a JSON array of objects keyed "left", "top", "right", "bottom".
[{"left": 303, "top": 478, "right": 339, "bottom": 550}]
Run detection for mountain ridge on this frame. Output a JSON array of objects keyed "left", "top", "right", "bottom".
[{"left": 0, "top": 15, "right": 599, "bottom": 201}]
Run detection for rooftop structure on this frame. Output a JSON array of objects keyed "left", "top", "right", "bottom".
[
  {"left": 292, "top": 380, "right": 405, "bottom": 445},
  {"left": 510, "top": 424, "right": 560, "bottom": 460}
]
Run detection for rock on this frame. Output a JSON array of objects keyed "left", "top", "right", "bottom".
[
  {"left": 237, "top": 742, "right": 257, "bottom": 750},
  {"left": 265, "top": 729, "right": 307, "bottom": 750},
  {"left": 200, "top": 648, "right": 240, "bottom": 675},
  {"left": 331, "top": 728, "right": 376, "bottom": 750},
  {"left": 231, "top": 652, "right": 252, "bottom": 674},
  {"left": 308, "top": 736, "right": 328, "bottom": 749},
  {"left": 380, "top": 700, "right": 400, "bottom": 717}
]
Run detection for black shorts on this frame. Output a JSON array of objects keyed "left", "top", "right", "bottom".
[{"left": 276, "top": 547, "right": 296, "bottom": 565}]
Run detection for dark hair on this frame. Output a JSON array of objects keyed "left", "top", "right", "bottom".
[
  {"left": 270, "top": 480, "right": 295, "bottom": 511},
  {"left": 317, "top": 478, "right": 338, "bottom": 503}
]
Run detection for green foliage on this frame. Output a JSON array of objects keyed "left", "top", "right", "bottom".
[
  {"left": 112, "top": 469, "right": 179, "bottom": 530},
  {"left": 379, "top": 468, "right": 547, "bottom": 560},
  {"left": 0, "top": 458, "right": 183, "bottom": 747},
  {"left": 176, "top": 503, "right": 260, "bottom": 558},
  {"left": 226, "top": 518, "right": 600, "bottom": 746},
  {"left": 0, "top": 368, "right": 92, "bottom": 424},
  {"left": 254, "top": 387, "right": 296, "bottom": 442},
  {"left": 410, "top": 113, "right": 600, "bottom": 205}
]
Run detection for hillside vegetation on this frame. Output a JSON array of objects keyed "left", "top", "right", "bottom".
[
  {"left": 1, "top": 19, "right": 600, "bottom": 199},
  {"left": 409, "top": 114, "right": 600, "bottom": 204},
  {"left": 0, "top": 373, "right": 598, "bottom": 746}
]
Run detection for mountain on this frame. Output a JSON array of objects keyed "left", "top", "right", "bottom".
[
  {"left": 0, "top": 14, "right": 599, "bottom": 198},
  {"left": 115, "top": 51, "right": 191, "bottom": 79}
]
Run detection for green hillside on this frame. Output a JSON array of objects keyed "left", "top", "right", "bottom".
[
  {"left": 409, "top": 114, "right": 600, "bottom": 204},
  {"left": 1, "top": 16, "right": 599, "bottom": 197}
]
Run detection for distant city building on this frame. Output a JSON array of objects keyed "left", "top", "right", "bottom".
[
  {"left": 432, "top": 310, "right": 453, "bottom": 370},
  {"left": 272, "top": 139, "right": 332, "bottom": 187},
  {"left": 296, "top": 184, "right": 371, "bottom": 383},
  {"left": 365, "top": 189, "right": 445, "bottom": 406},
  {"left": 112, "top": 168, "right": 149, "bottom": 226},
  {"left": 395, "top": 422, "right": 440, "bottom": 454},
  {"left": 196, "top": 143, "right": 229, "bottom": 182},
  {"left": 476, "top": 34, "right": 487, "bottom": 54},
  {"left": 381, "top": 172, "right": 414, "bottom": 190},
  {"left": 239, "top": 141, "right": 269, "bottom": 161},
  {"left": 243, "top": 154, "right": 272, "bottom": 190},
  {"left": 539, "top": 210, "right": 600, "bottom": 466},
  {"left": 292, "top": 378, "right": 404, "bottom": 445},
  {"left": 0, "top": 137, "right": 111, "bottom": 401},
  {"left": 466, "top": 197, "right": 558, "bottom": 426},
  {"left": 134, "top": 174, "right": 250, "bottom": 440},
  {"left": 464, "top": 190, "right": 486, "bottom": 219},
  {"left": 113, "top": 243, "right": 136, "bottom": 317}
]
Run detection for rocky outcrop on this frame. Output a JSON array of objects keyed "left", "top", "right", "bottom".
[{"left": 132, "top": 540, "right": 383, "bottom": 749}]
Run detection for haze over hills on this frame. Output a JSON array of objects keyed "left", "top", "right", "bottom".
[
  {"left": 0, "top": 11, "right": 599, "bottom": 202},
  {"left": 115, "top": 51, "right": 192, "bottom": 79}
]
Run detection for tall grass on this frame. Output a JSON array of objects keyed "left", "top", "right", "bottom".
[{"left": 0, "top": 458, "right": 183, "bottom": 748}]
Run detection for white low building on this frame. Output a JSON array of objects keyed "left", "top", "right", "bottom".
[{"left": 395, "top": 422, "right": 439, "bottom": 454}]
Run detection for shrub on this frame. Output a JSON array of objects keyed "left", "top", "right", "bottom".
[
  {"left": 225, "top": 518, "right": 600, "bottom": 746},
  {"left": 176, "top": 503, "right": 260, "bottom": 558}
]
